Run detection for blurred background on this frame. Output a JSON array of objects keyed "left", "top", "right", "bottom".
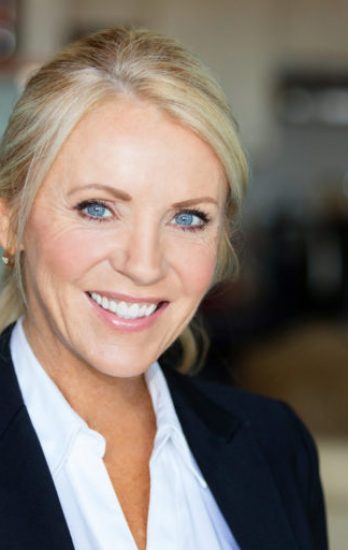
[{"left": 1, "top": 0, "right": 347, "bottom": 547}]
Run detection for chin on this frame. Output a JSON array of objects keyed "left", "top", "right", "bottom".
[{"left": 84, "top": 348, "right": 160, "bottom": 380}]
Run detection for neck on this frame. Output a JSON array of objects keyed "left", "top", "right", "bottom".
[{"left": 22, "top": 316, "right": 153, "bottom": 431}]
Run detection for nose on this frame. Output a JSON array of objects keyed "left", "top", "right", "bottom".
[{"left": 110, "top": 221, "right": 166, "bottom": 286}]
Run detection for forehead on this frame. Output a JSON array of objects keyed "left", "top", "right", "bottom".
[{"left": 43, "top": 97, "right": 227, "bottom": 202}]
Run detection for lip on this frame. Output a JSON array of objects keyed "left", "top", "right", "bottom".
[
  {"left": 87, "top": 290, "right": 166, "bottom": 304},
  {"left": 86, "top": 292, "right": 169, "bottom": 332}
]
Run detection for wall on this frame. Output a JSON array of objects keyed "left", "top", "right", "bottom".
[{"left": 15, "top": 0, "right": 348, "bottom": 158}]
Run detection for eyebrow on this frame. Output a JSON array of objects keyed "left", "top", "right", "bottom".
[
  {"left": 68, "top": 183, "right": 218, "bottom": 207},
  {"left": 172, "top": 197, "right": 219, "bottom": 208},
  {"left": 68, "top": 184, "right": 132, "bottom": 201}
]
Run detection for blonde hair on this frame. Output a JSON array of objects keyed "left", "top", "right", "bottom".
[{"left": 0, "top": 27, "right": 248, "bottom": 372}]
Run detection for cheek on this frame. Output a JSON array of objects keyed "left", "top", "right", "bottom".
[
  {"left": 176, "top": 244, "right": 217, "bottom": 296},
  {"left": 24, "top": 221, "right": 101, "bottom": 284},
  {"left": 51, "top": 234, "right": 98, "bottom": 277}
]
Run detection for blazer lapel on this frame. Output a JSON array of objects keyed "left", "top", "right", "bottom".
[
  {"left": 0, "top": 323, "right": 300, "bottom": 549},
  {"left": 0, "top": 326, "right": 74, "bottom": 550},
  {"left": 164, "top": 368, "right": 299, "bottom": 550}
]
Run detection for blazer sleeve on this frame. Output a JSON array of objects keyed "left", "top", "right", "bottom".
[
  {"left": 253, "top": 400, "right": 328, "bottom": 550},
  {"left": 286, "top": 405, "right": 328, "bottom": 550}
]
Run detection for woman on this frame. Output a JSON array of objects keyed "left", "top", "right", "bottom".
[{"left": 0, "top": 28, "right": 327, "bottom": 549}]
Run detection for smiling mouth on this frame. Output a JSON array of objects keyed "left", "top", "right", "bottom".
[{"left": 88, "top": 292, "right": 165, "bottom": 320}]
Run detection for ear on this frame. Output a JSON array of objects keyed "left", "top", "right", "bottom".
[{"left": 0, "top": 198, "right": 16, "bottom": 253}]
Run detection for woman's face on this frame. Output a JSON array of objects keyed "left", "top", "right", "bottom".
[{"left": 21, "top": 98, "right": 226, "bottom": 378}]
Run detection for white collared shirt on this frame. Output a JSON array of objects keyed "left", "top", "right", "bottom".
[{"left": 10, "top": 319, "right": 239, "bottom": 549}]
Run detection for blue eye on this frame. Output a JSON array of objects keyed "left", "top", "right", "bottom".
[
  {"left": 172, "top": 210, "right": 209, "bottom": 230},
  {"left": 85, "top": 203, "right": 110, "bottom": 218},
  {"left": 175, "top": 213, "right": 197, "bottom": 226},
  {"left": 76, "top": 201, "right": 112, "bottom": 220}
]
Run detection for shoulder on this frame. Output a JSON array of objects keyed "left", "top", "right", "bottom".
[
  {"left": 185, "top": 374, "right": 327, "bottom": 539},
  {"left": 166, "top": 368, "right": 321, "bottom": 472},
  {"left": 165, "top": 369, "right": 328, "bottom": 548},
  {"left": 167, "top": 369, "right": 323, "bottom": 493},
  {"left": 186, "top": 374, "right": 319, "bottom": 471},
  {"left": 181, "top": 373, "right": 308, "bottom": 435}
]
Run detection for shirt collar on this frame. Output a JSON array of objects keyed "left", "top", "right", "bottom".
[
  {"left": 11, "top": 318, "right": 207, "bottom": 487},
  {"left": 10, "top": 318, "right": 94, "bottom": 477},
  {"left": 145, "top": 362, "right": 207, "bottom": 488}
]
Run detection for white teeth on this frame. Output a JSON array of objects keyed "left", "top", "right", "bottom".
[
  {"left": 128, "top": 303, "right": 140, "bottom": 319},
  {"left": 118, "top": 301, "right": 128, "bottom": 317},
  {"left": 92, "top": 292, "right": 102, "bottom": 305},
  {"left": 139, "top": 304, "right": 147, "bottom": 317},
  {"left": 89, "top": 292, "right": 159, "bottom": 320},
  {"left": 144, "top": 304, "right": 157, "bottom": 317}
]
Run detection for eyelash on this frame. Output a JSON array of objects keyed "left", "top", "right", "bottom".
[
  {"left": 74, "top": 200, "right": 211, "bottom": 231},
  {"left": 75, "top": 200, "right": 113, "bottom": 223},
  {"left": 172, "top": 209, "right": 211, "bottom": 232}
]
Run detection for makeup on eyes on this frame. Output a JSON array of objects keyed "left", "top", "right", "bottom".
[
  {"left": 74, "top": 199, "right": 114, "bottom": 222},
  {"left": 73, "top": 199, "right": 213, "bottom": 231},
  {"left": 171, "top": 209, "right": 211, "bottom": 231}
]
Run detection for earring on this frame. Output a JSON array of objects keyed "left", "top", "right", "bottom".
[{"left": 1, "top": 250, "right": 14, "bottom": 267}]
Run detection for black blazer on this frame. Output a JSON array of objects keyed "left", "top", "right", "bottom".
[{"left": 0, "top": 325, "right": 327, "bottom": 549}]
